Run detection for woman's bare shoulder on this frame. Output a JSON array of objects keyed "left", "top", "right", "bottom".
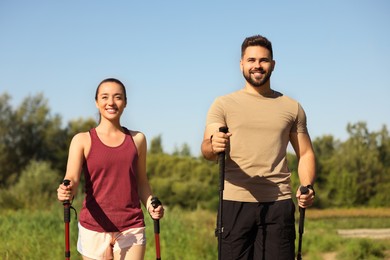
[
  {"left": 128, "top": 130, "right": 146, "bottom": 151},
  {"left": 71, "top": 131, "right": 91, "bottom": 146},
  {"left": 129, "top": 130, "right": 145, "bottom": 141}
]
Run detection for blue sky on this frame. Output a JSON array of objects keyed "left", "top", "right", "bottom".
[{"left": 1, "top": 1, "right": 389, "bottom": 155}]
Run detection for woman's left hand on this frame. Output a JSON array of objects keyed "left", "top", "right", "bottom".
[{"left": 149, "top": 204, "right": 164, "bottom": 219}]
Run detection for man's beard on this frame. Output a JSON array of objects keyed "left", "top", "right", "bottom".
[{"left": 243, "top": 70, "right": 272, "bottom": 87}]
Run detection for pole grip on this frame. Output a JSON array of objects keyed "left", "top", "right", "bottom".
[
  {"left": 218, "top": 126, "right": 229, "bottom": 158},
  {"left": 151, "top": 197, "right": 162, "bottom": 234},
  {"left": 219, "top": 126, "right": 229, "bottom": 134},
  {"left": 63, "top": 179, "right": 71, "bottom": 223},
  {"left": 218, "top": 127, "right": 228, "bottom": 191},
  {"left": 298, "top": 186, "right": 309, "bottom": 234}
]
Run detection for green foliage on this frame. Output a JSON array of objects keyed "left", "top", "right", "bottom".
[
  {"left": 0, "top": 209, "right": 78, "bottom": 259},
  {"left": 314, "top": 122, "right": 390, "bottom": 207},
  {"left": 147, "top": 153, "right": 219, "bottom": 210},
  {"left": 312, "top": 135, "right": 339, "bottom": 186},
  {"left": 0, "top": 93, "right": 65, "bottom": 186},
  {"left": 4, "top": 160, "right": 61, "bottom": 210},
  {"left": 301, "top": 227, "right": 343, "bottom": 257},
  {"left": 326, "top": 169, "right": 358, "bottom": 207},
  {"left": 149, "top": 134, "right": 164, "bottom": 154},
  {"left": 287, "top": 152, "right": 300, "bottom": 192},
  {"left": 338, "top": 239, "right": 386, "bottom": 260},
  {"left": 14, "top": 94, "right": 65, "bottom": 170},
  {"left": 0, "top": 93, "right": 18, "bottom": 185},
  {"left": 144, "top": 207, "right": 218, "bottom": 260},
  {"left": 300, "top": 215, "right": 390, "bottom": 260},
  {"left": 0, "top": 189, "right": 23, "bottom": 210},
  {"left": 172, "top": 143, "right": 192, "bottom": 156},
  {"left": 0, "top": 93, "right": 97, "bottom": 188}
]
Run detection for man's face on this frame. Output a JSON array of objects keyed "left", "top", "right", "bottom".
[{"left": 240, "top": 46, "right": 275, "bottom": 88}]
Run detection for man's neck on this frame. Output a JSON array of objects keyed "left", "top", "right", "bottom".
[{"left": 243, "top": 82, "right": 273, "bottom": 96}]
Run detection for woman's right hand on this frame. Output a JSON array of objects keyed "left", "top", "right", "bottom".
[{"left": 57, "top": 182, "right": 73, "bottom": 202}]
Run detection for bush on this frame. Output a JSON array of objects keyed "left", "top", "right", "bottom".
[
  {"left": 8, "top": 160, "right": 61, "bottom": 210},
  {"left": 338, "top": 239, "right": 386, "bottom": 260},
  {"left": 0, "top": 189, "right": 23, "bottom": 210},
  {"left": 147, "top": 154, "right": 219, "bottom": 210}
]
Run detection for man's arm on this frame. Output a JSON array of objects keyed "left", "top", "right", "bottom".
[
  {"left": 290, "top": 132, "right": 316, "bottom": 208},
  {"left": 201, "top": 123, "right": 231, "bottom": 161}
]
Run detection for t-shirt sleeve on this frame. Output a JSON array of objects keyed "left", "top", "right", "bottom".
[
  {"left": 206, "top": 97, "right": 226, "bottom": 126},
  {"left": 291, "top": 103, "right": 308, "bottom": 134}
]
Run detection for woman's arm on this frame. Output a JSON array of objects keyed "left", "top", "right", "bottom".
[
  {"left": 57, "top": 132, "right": 88, "bottom": 202},
  {"left": 133, "top": 131, "right": 164, "bottom": 219}
]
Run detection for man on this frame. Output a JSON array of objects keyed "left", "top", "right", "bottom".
[{"left": 201, "top": 35, "right": 316, "bottom": 259}]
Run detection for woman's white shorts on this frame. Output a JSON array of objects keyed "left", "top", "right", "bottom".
[{"left": 77, "top": 222, "right": 146, "bottom": 259}]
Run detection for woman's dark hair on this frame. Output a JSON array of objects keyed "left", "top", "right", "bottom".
[
  {"left": 241, "top": 35, "right": 273, "bottom": 59},
  {"left": 95, "top": 78, "right": 127, "bottom": 103}
]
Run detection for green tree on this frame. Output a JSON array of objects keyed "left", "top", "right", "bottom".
[
  {"left": 0, "top": 93, "right": 70, "bottom": 187},
  {"left": 172, "top": 143, "right": 192, "bottom": 157},
  {"left": 147, "top": 153, "right": 219, "bottom": 210},
  {"left": 0, "top": 93, "right": 15, "bottom": 186},
  {"left": 312, "top": 135, "right": 338, "bottom": 182},
  {"left": 15, "top": 94, "right": 65, "bottom": 182},
  {"left": 369, "top": 125, "right": 390, "bottom": 206},
  {"left": 344, "top": 122, "right": 383, "bottom": 204},
  {"left": 5, "top": 160, "right": 60, "bottom": 210},
  {"left": 323, "top": 122, "right": 389, "bottom": 207},
  {"left": 311, "top": 135, "right": 339, "bottom": 207},
  {"left": 149, "top": 135, "right": 164, "bottom": 154},
  {"left": 286, "top": 152, "right": 299, "bottom": 189}
]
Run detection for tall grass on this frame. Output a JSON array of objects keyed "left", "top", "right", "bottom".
[
  {"left": 1, "top": 207, "right": 389, "bottom": 259},
  {"left": 0, "top": 205, "right": 217, "bottom": 260},
  {"left": 0, "top": 207, "right": 77, "bottom": 259},
  {"left": 297, "top": 209, "right": 390, "bottom": 259},
  {"left": 144, "top": 207, "right": 217, "bottom": 260}
]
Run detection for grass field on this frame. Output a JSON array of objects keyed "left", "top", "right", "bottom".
[
  {"left": 300, "top": 208, "right": 390, "bottom": 260},
  {"left": 1, "top": 206, "right": 390, "bottom": 259}
]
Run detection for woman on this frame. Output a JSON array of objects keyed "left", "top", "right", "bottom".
[{"left": 57, "top": 78, "right": 164, "bottom": 260}]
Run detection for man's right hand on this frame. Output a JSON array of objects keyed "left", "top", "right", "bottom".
[{"left": 210, "top": 131, "right": 232, "bottom": 154}]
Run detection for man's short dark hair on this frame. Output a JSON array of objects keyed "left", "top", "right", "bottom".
[{"left": 241, "top": 35, "right": 273, "bottom": 59}]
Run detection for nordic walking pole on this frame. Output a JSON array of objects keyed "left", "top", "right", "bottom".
[
  {"left": 297, "top": 185, "right": 309, "bottom": 260},
  {"left": 151, "top": 197, "right": 162, "bottom": 260},
  {"left": 217, "top": 126, "right": 229, "bottom": 260},
  {"left": 63, "top": 179, "right": 71, "bottom": 260}
]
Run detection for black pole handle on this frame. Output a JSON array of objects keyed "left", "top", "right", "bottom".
[
  {"left": 298, "top": 186, "right": 309, "bottom": 234},
  {"left": 297, "top": 186, "right": 309, "bottom": 260},
  {"left": 151, "top": 197, "right": 162, "bottom": 234},
  {"left": 63, "top": 179, "right": 71, "bottom": 223},
  {"left": 218, "top": 126, "right": 229, "bottom": 191},
  {"left": 218, "top": 127, "right": 229, "bottom": 143},
  {"left": 219, "top": 126, "right": 229, "bottom": 134}
]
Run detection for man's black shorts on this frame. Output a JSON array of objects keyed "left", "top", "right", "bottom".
[{"left": 220, "top": 199, "right": 296, "bottom": 260}]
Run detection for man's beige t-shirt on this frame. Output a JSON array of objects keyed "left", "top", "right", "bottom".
[{"left": 206, "top": 89, "right": 308, "bottom": 202}]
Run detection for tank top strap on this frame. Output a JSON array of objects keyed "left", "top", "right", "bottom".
[{"left": 88, "top": 128, "right": 99, "bottom": 144}]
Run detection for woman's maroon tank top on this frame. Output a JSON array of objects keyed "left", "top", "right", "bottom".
[{"left": 79, "top": 127, "right": 145, "bottom": 232}]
